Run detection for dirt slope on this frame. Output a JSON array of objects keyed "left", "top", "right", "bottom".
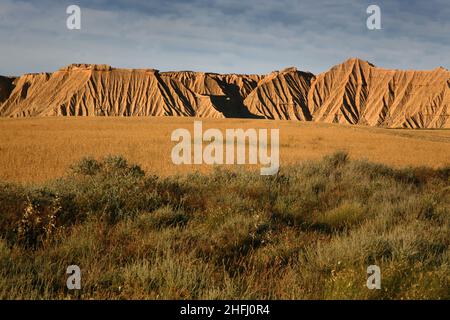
[
  {"left": 309, "top": 58, "right": 450, "bottom": 128},
  {"left": 0, "top": 65, "right": 204, "bottom": 117},
  {"left": 161, "top": 71, "right": 262, "bottom": 117},
  {"left": 243, "top": 67, "right": 315, "bottom": 120},
  {"left": 1, "top": 59, "right": 449, "bottom": 128},
  {"left": 0, "top": 65, "right": 264, "bottom": 119}
]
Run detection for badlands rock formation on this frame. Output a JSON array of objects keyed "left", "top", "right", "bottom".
[
  {"left": 244, "top": 67, "right": 314, "bottom": 121},
  {"left": 308, "top": 58, "right": 450, "bottom": 128},
  {"left": 1, "top": 58, "right": 449, "bottom": 128}
]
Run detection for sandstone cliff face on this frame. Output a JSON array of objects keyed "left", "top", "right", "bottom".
[
  {"left": 0, "top": 65, "right": 262, "bottom": 119},
  {"left": 160, "top": 71, "right": 263, "bottom": 118},
  {"left": 0, "top": 65, "right": 201, "bottom": 117},
  {"left": 1, "top": 59, "right": 449, "bottom": 128},
  {"left": 243, "top": 67, "right": 314, "bottom": 121},
  {"left": 308, "top": 58, "right": 450, "bottom": 128},
  {"left": 160, "top": 71, "right": 262, "bottom": 97}
]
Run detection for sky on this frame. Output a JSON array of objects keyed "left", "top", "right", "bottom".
[{"left": 0, "top": 0, "right": 449, "bottom": 76}]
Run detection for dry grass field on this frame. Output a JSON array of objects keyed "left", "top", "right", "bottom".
[
  {"left": 0, "top": 117, "right": 449, "bottom": 184},
  {"left": 0, "top": 117, "right": 449, "bottom": 299},
  {"left": 1, "top": 152, "right": 449, "bottom": 299}
]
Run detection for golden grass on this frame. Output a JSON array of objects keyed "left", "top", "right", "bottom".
[{"left": 0, "top": 117, "right": 449, "bottom": 183}]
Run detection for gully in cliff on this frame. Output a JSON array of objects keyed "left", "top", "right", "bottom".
[{"left": 171, "top": 121, "right": 279, "bottom": 175}]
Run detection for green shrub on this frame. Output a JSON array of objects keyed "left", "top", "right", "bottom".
[
  {"left": 0, "top": 153, "right": 448, "bottom": 299},
  {"left": 70, "top": 156, "right": 102, "bottom": 176}
]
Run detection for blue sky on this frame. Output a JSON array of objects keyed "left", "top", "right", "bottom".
[{"left": 0, "top": 0, "right": 449, "bottom": 76}]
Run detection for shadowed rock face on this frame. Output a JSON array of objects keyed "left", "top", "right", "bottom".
[
  {"left": 1, "top": 59, "right": 449, "bottom": 128},
  {"left": 0, "top": 76, "right": 15, "bottom": 104}
]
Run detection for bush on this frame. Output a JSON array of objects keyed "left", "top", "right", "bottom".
[
  {"left": 0, "top": 153, "right": 448, "bottom": 299},
  {"left": 16, "top": 196, "right": 61, "bottom": 248},
  {"left": 70, "top": 157, "right": 102, "bottom": 176},
  {"left": 71, "top": 155, "right": 144, "bottom": 178}
]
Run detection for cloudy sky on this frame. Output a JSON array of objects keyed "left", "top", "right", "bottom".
[{"left": 0, "top": 0, "right": 449, "bottom": 76}]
